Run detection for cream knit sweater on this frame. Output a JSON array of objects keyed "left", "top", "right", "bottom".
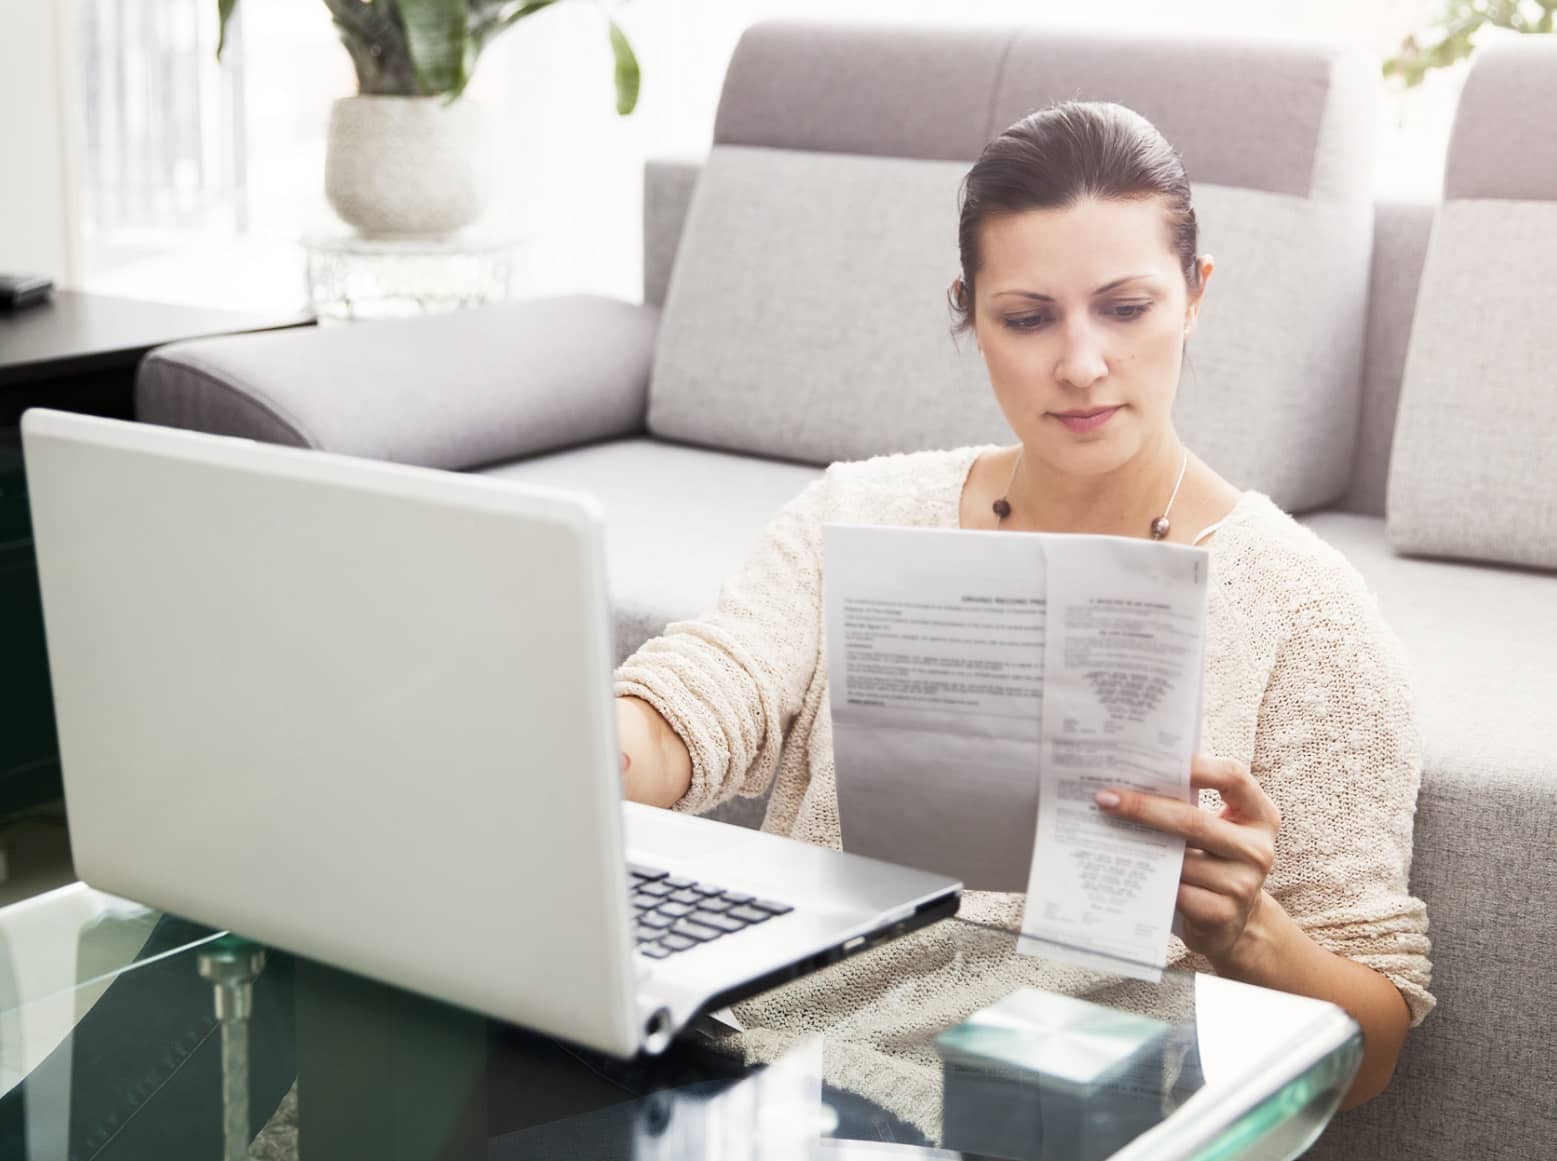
[{"left": 615, "top": 445, "right": 1433, "bottom": 1120}]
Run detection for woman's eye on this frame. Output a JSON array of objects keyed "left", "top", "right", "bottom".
[
  {"left": 1108, "top": 303, "right": 1151, "bottom": 321},
  {"left": 1003, "top": 314, "right": 1051, "bottom": 332}
]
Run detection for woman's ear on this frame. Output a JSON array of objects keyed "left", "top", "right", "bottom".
[
  {"left": 952, "top": 277, "right": 982, "bottom": 351},
  {"left": 1184, "top": 254, "right": 1215, "bottom": 338}
]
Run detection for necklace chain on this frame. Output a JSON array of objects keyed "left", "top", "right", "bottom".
[{"left": 993, "top": 448, "right": 1191, "bottom": 541}]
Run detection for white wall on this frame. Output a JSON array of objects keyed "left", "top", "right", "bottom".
[{"left": 0, "top": 0, "right": 80, "bottom": 285}]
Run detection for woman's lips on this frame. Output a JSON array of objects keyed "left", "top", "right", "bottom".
[{"left": 1051, "top": 405, "right": 1122, "bottom": 434}]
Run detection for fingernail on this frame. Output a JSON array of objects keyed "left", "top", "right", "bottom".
[
  {"left": 1095, "top": 790, "right": 1121, "bottom": 809},
  {"left": 620, "top": 752, "right": 631, "bottom": 773}
]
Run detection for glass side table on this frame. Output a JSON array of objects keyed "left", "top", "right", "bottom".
[
  {"left": 0, "top": 885, "right": 1365, "bottom": 1161},
  {"left": 302, "top": 230, "right": 522, "bottom": 323}
]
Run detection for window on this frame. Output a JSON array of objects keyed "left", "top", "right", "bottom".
[{"left": 79, "top": 0, "right": 247, "bottom": 295}]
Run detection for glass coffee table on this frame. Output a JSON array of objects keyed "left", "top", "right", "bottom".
[{"left": 0, "top": 884, "right": 1361, "bottom": 1160}]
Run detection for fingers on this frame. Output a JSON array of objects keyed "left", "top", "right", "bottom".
[
  {"left": 1189, "top": 755, "right": 1281, "bottom": 829},
  {"left": 1098, "top": 786, "right": 1275, "bottom": 870},
  {"left": 1176, "top": 882, "right": 1243, "bottom": 932},
  {"left": 1179, "top": 848, "right": 1265, "bottom": 899}
]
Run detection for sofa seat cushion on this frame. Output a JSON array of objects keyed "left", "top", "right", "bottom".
[
  {"left": 1299, "top": 509, "right": 1557, "bottom": 1160},
  {"left": 479, "top": 438, "right": 822, "bottom": 662},
  {"left": 1303, "top": 510, "right": 1557, "bottom": 778}
]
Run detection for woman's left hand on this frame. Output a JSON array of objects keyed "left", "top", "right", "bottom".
[{"left": 1096, "top": 755, "right": 1281, "bottom": 967}]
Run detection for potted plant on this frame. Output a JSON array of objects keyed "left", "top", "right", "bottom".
[{"left": 217, "top": 0, "right": 640, "bottom": 237}]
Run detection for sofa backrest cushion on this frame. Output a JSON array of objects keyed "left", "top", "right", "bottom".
[
  {"left": 649, "top": 22, "right": 1376, "bottom": 512},
  {"left": 1440, "top": 38, "right": 1557, "bottom": 201},
  {"left": 643, "top": 158, "right": 700, "bottom": 310},
  {"left": 1387, "top": 40, "right": 1557, "bottom": 568},
  {"left": 648, "top": 146, "right": 1002, "bottom": 464},
  {"left": 713, "top": 23, "right": 1370, "bottom": 200},
  {"left": 1340, "top": 201, "right": 1437, "bottom": 518}
]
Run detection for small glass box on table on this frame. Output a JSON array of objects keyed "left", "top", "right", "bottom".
[{"left": 302, "top": 229, "right": 521, "bottom": 323}]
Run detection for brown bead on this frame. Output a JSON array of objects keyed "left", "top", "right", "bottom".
[
  {"left": 992, "top": 498, "right": 1011, "bottom": 519},
  {"left": 1150, "top": 516, "right": 1171, "bottom": 540}
]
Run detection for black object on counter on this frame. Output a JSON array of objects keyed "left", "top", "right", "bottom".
[{"left": 0, "top": 274, "right": 55, "bottom": 311}]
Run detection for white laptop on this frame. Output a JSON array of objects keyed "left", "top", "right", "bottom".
[{"left": 21, "top": 409, "right": 960, "bottom": 1057}]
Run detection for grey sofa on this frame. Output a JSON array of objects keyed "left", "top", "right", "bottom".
[{"left": 134, "top": 22, "right": 1557, "bottom": 1160}]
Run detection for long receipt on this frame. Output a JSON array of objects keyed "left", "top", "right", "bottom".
[{"left": 824, "top": 523, "right": 1209, "bottom": 981}]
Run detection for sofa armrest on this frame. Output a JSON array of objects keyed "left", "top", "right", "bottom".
[{"left": 135, "top": 295, "right": 658, "bottom": 470}]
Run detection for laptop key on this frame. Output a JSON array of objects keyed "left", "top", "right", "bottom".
[
  {"left": 629, "top": 867, "right": 787, "bottom": 944},
  {"left": 670, "top": 920, "right": 723, "bottom": 942},
  {"left": 691, "top": 911, "right": 747, "bottom": 934},
  {"left": 639, "top": 943, "right": 672, "bottom": 959}
]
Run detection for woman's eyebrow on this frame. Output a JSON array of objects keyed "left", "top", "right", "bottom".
[
  {"left": 1092, "top": 273, "right": 1157, "bottom": 294},
  {"left": 992, "top": 274, "right": 1158, "bottom": 302}
]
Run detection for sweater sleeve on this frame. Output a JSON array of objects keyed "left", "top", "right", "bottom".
[
  {"left": 613, "top": 472, "right": 830, "bottom": 815},
  {"left": 1251, "top": 566, "right": 1436, "bottom": 1025}
]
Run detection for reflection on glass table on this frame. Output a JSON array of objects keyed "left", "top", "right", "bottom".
[
  {"left": 0, "top": 886, "right": 1362, "bottom": 1161},
  {"left": 494, "top": 920, "right": 1362, "bottom": 1161},
  {"left": 0, "top": 885, "right": 230, "bottom": 1160}
]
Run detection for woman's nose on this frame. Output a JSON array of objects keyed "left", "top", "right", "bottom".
[{"left": 1055, "top": 322, "right": 1108, "bottom": 390}]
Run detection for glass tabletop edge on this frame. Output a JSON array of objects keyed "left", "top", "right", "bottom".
[{"left": 1104, "top": 1004, "right": 1361, "bottom": 1161}]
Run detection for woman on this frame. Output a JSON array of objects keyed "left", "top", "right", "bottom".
[{"left": 612, "top": 101, "right": 1432, "bottom": 1120}]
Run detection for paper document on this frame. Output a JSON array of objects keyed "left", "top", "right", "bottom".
[
  {"left": 825, "top": 524, "right": 1047, "bottom": 892},
  {"left": 1021, "top": 536, "right": 1208, "bottom": 981},
  {"left": 824, "top": 523, "right": 1209, "bottom": 981}
]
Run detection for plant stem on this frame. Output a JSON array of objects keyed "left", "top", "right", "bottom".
[{"left": 322, "top": 0, "right": 420, "bottom": 94}]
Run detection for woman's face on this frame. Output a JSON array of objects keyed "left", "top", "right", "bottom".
[{"left": 968, "top": 196, "right": 1211, "bottom": 478}]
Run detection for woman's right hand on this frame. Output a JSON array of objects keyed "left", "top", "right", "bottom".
[{"left": 615, "top": 696, "right": 693, "bottom": 808}]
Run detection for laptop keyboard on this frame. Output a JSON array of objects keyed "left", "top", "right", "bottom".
[{"left": 628, "top": 863, "right": 793, "bottom": 960}]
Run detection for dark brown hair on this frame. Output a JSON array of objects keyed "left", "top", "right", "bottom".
[{"left": 951, "top": 101, "right": 1200, "bottom": 330}]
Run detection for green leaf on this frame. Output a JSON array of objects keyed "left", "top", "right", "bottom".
[
  {"left": 397, "top": 0, "right": 470, "bottom": 96},
  {"left": 216, "top": 0, "right": 239, "bottom": 61},
  {"left": 608, "top": 18, "right": 639, "bottom": 115},
  {"left": 1383, "top": 0, "right": 1557, "bottom": 87}
]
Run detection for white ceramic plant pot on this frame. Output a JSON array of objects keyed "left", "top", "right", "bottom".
[{"left": 325, "top": 95, "right": 492, "bottom": 238}]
